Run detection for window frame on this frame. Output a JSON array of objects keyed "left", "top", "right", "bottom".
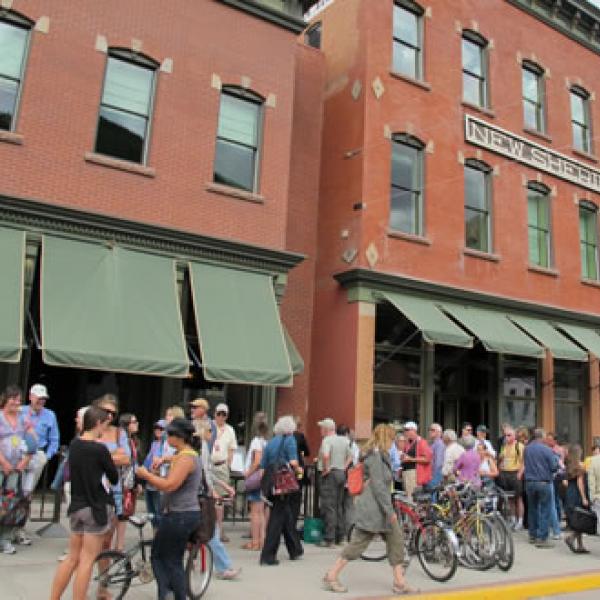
[
  {"left": 0, "top": 9, "right": 34, "bottom": 133},
  {"left": 392, "top": 0, "right": 425, "bottom": 81},
  {"left": 305, "top": 21, "right": 322, "bottom": 49},
  {"left": 579, "top": 200, "right": 599, "bottom": 281},
  {"left": 93, "top": 48, "right": 159, "bottom": 165},
  {"left": 522, "top": 60, "right": 546, "bottom": 134},
  {"left": 461, "top": 29, "right": 489, "bottom": 109},
  {"left": 464, "top": 158, "right": 493, "bottom": 253},
  {"left": 570, "top": 85, "right": 592, "bottom": 155},
  {"left": 526, "top": 181, "right": 552, "bottom": 269},
  {"left": 213, "top": 85, "right": 265, "bottom": 194}
]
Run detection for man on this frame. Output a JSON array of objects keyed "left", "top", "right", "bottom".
[
  {"left": 497, "top": 426, "right": 525, "bottom": 530},
  {"left": 401, "top": 421, "right": 432, "bottom": 499},
  {"left": 428, "top": 423, "right": 445, "bottom": 489},
  {"left": 190, "top": 397, "right": 216, "bottom": 452},
  {"left": 523, "top": 428, "right": 558, "bottom": 548},
  {"left": 476, "top": 425, "right": 495, "bottom": 457},
  {"left": 389, "top": 431, "right": 405, "bottom": 491},
  {"left": 211, "top": 403, "right": 238, "bottom": 543},
  {"left": 459, "top": 422, "right": 473, "bottom": 447},
  {"left": 546, "top": 432, "right": 566, "bottom": 539},
  {"left": 317, "top": 418, "right": 352, "bottom": 548},
  {"left": 442, "top": 429, "right": 464, "bottom": 481}
]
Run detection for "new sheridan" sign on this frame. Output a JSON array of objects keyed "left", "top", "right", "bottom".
[{"left": 465, "top": 114, "right": 600, "bottom": 193}]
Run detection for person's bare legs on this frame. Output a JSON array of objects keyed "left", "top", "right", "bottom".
[
  {"left": 113, "top": 519, "right": 127, "bottom": 551},
  {"left": 50, "top": 533, "right": 83, "bottom": 600},
  {"left": 249, "top": 502, "right": 260, "bottom": 547},
  {"left": 392, "top": 564, "right": 409, "bottom": 588},
  {"left": 325, "top": 556, "right": 348, "bottom": 582},
  {"left": 257, "top": 502, "right": 266, "bottom": 546},
  {"left": 73, "top": 533, "right": 105, "bottom": 600}
]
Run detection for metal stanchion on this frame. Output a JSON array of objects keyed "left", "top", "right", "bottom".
[{"left": 36, "top": 450, "right": 68, "bottom": 538}]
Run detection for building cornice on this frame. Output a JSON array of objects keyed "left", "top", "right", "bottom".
[
  {"left": 335, "top": 267, "right": 600, "bottom": 326},
  {"left": 216, "top": 0, "right": 306, "bottom": 33},
  {"left": 506, "top": 0, "right": 600, "bottom": 56},
  {"left": 0, "top": 195, "right": 305, "bottom": 274}
]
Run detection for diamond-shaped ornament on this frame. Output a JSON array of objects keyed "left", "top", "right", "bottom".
[{"left": 366, "top": 243, "right": 379, "bottom": 268}]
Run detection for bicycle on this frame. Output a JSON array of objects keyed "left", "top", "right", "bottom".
[{"left": 91, "top": 514, "right": 213, "bottom": 600}]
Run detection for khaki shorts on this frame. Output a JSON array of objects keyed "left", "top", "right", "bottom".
[
  {"left": 342, "top": 521, "right": 405, "bottom": 566},
  {"left": 69, "top": 505, "right": 115, "bottom": 535},
  {"left": 212, "top": 462, "right": 231, "bottom": 496}
]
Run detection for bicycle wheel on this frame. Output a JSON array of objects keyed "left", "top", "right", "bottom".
[
  {"left": 347, "top": 523, "right": 387, "bottom": 562},
  {"left": 461, "top": 515, "right": 498, "bottom": 571},
  {"left": 415, "top": 523, "right": 458, "bottom": 582},
  {"left": 186, "top": 542, "right": 213, "bottom": 600},
  {"left": 91, "top": 550, "right": 133, "bottom": 600},
  {"left": 491, "top": 514, "right": 514, "bottom": 572}
]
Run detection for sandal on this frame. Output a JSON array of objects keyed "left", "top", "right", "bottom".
[
  {"left": 241, "top": 542, "right": 260, "bottom": 550},
  {"left": 322, "top": 575, "right": 347, "bottom": 593},
  {"left": 392, "top": 583, "right": 420, "bottom": 595},
  {"left": 575, "top": 547, "right": 591, "bottom": 554}
]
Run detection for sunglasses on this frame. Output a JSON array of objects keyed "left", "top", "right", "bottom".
[{"left": 103, "top": 409, "right": 116, "bottom": 416}]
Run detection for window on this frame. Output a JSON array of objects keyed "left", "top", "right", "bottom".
[
  {"left": 462, "top": 31, "right": 488, "bottom": 108},
  {"left": 94, "top": 49, "right": 158, "bottom": 164},
  {"left": 522, "top": 61, "right": 545, "bottom": 132},
  {"left": 464, "top": 160, "right": 492, "bottom": 252},
  {"left": 390, "top": 134, "right": 424, "bottom": 235},
  {"left": 0, "top": 11, "right": 32, "bottom": 132},
  {"left": 305, "top": 22, "right": 321, "bottom": 49},
  {"left": 392, "top": 1, "right": 423, "bottom": 80},
  {"left": 571, "top": 86, "right": 592, "bottom": 154},
  {"left": 527, "top": 183, "right": 551, "bottom": 268},
  {"left": 214, "top": 87, "right": 263, "bottom": 193},
  {"left": 580, "top": 202, "right": 599, "bottom": 280}
]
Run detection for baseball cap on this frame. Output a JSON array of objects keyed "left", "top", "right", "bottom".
[
  {"left": 403, "top": 421, "right": 418, "bottom": 431},
  {"left": 154, "top": 419, "right": 167, "bottom": 429},
  {"left": 476, "top": 424, "right": 488, "bottom": 433},
  {"left": 30, "top": 384, "right": 49, "bottom": 398},
  {"left": 318, "top": 418, "right": 336, "bottom": 430},
  {"left": 215, "top": 403, "right": 229, "bottom": 414},
  {"left": 190, "top": 398, "right": 209, "bottom": 409}
]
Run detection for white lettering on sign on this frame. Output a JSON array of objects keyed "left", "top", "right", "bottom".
[{"left": 464, "top": 115, "right": 600, "bottom": 193}]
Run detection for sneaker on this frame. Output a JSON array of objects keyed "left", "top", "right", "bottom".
[
  {"left": 13, "top": 530, "right": 32, "bottom": 546},
  {"left": 514, "top": 521, "right": 523, "bottom": 531},
  {"left": 535, "top": 540, "right": 553, "bottom": 549},
  {"left": 215, "top": 568, "right": 241, "bottom": 580},
  {"left": 552, "top": 533, "right": 562, "bottom": 540},
  {"left": 0, "top": 541, "right": 16, "bottom": 555}
]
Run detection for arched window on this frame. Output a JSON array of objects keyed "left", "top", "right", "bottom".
[
  {"left": 462, "top": 30, "right": 489, "bottom": 108},
  {"left": 526, "top": 182, "right": 552, "bottom": 268},
  {"left": 570, "top": 85, "right": 592, "bottom": 154},
  {"left": 522, "top": 61, "right": 545, "bottom": 133},
  {"left": 392, "top": 1, "right": 425, "bottom": 81},
  {"left": 95, "top": 48, "right": 159, "bottom": 164},
  {"left": 580, "top": 200, "right": 599, "bottom": 280},
  {"left": 214, "top": 86, "right": 264, "bottom": 193},
  {"left": 390, "top": 133, "right": 425, "bottom": 235},
  {"left": 0, "top": 9, "right": 34, "bottom": 131},
  {"left": 464, "top": 159, "right": 492, "bottom": 252}
]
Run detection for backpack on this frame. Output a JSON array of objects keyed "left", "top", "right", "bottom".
[
  {"left": 0, "top": 473, "right": 30, "bottom": 528},
  {"left": 347, "top": 461, "right": 365, "bottom": 496}
]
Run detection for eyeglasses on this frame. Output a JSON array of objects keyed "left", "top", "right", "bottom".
[{"left": 103, "top": 409, "right": 116, "bottom": 416}]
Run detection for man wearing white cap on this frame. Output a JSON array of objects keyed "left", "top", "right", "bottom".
[{"left": 401, "top": 421, "right": 432, "bottom": 501}]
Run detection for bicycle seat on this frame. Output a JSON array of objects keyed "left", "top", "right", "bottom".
[{"left": 129, "top": 514, "right": 150, "bottom": 528}]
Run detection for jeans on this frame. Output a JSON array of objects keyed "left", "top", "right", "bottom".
[
  {"left": 526, "top": 481, "right": 552, "bottom": 542},
  {"left": 209, "top": 525, "right": 232, "bottom": 573},
  {"left": 144, "top": 489, "right": 162, "bottom": 527},
  {"left": 548, "top": 482, "right": 561, "bottom": 536},
  {"left": 319, "top": 469, "right": 347, "bottom": 543},
  {"left": 151, "top": 510, "right": 201, "bottom": 600}
]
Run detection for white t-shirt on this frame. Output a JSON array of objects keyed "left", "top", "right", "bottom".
[
  {"left": 244, "top": 436, "right": 267, "bottom": 471},
  {"left": 212, "top": 423, "right": 238, "bottom": 463}
]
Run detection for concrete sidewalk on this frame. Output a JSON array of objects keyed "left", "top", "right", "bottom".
[{"left": 3, "top": 515, "right": 600, "bottom": 599}]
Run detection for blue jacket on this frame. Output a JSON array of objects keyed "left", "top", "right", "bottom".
[{"left": 524, "top": 440, "right": 558, "bottom": 482}]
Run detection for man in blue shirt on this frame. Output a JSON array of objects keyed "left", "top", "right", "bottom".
[{"left": 523, "top": 428, "right": 558, "bottom": 548}]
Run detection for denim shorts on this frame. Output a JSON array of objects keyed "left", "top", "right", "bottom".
[
  {"left": 70, "top": 505, "right": 115, "bottom": 535},
  {"left": 247, "top": 489, "right": 262, "bottom": 503}
]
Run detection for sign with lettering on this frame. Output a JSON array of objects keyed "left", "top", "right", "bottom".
[{"left": 464, "top": 114, "right": 600, "bottom": 193}]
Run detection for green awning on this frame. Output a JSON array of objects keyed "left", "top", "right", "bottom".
[
  {"left": 0, "top": 228, "right": 25, "bottom": 363},
  {"left": 189, "top": 262, "right": 293, "bottom": 386},
  {"left": 41, "top": 236, "right": 189, "bottom": 377},
  {"left": 509, "top": 315, "right": 588, "bottom": 362},
  {"left": 440, "top": 302, "right": 544, "bottom": 358},
  {"left": 284, "top": 328, "right": 304, "bottom": 375},
  {"left": 554, "top": 323, "right": 600, "bottom": 358},
  {"left": 382, "top": 291, "right": 473, "bottom": 348}
]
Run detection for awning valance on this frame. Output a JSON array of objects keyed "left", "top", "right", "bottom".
[
  {"left": 382, "top": 291, "right": 473, "bottom": 348},
  {"left": 284, "top": 328, "right": 304, "bottom": 375},
  {"left": 554, "top": 323, "right": 600, "bottom": 358},
  {"left": 189, "top": 262, "right": 293, "bottom": 386},
  {"left": 41, "top": 236, "right": 189, "bottom": 377},
  {"left": 0, "top": 228, "right": 25, "bottom": 363}
]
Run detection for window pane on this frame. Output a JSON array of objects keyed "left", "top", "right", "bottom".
[
  {"left": 373, "top": 390, "right": 420, "bottom": 427},
  {"left": 528, "top": 192, "right": 548, "bottom": 228},
  {"left": 463, "top": 72, "right": 481, "bottom": 106},
  {"left": 464, "top": 166, "right": 487, "bottom": 210},
  {"left": 391, "top": 142, "right": 419, "bottom": 191},
  {"left": 0, "top": 77, "right": 17, "bottom": 131},
  {"left": 95, "top": 106, "right": 146, "bottom": 163},
  {"left": 580, "top": 209, "right": 597, "bottom": 244},
  {"left": 582, "top": 242, "right": 598, "bottom": 279},
  {"left": 527, "top": 195, "right": 539, "bottom": 227},
  {"left": 390, "top": 188, "right": 419, "bottom": 233},
  {"left": 528, "top": 227, "right": 541, "bottom": 265},
  {"left": 522, "top": 68, "right": 539, "bottom": 102},
  {"left": 214, "top": 138, "right": 256, "bottom": 191},
  {"left": 465, "top": 208, "right": 489, "bottom": 251},
  {"left": 571, "top": 92, "right": 585, "bottom": 123},
  {"left": 392, "top": 42, "right": 417, "bottom": 78},
  {"left": 217, "top": 93, "right": 260, "bottom": 147},
  {"left": 462, "top": 38, "right": 482, "bottom": 75},
  {"left": 523, "top": 100, "right": 539, "bottom": 130},
  {"left": 393, "top": 5, "right": 418, "bottom": 47},
  {"left": 374, "top": 350, "right": 421, "bottom": 387},
  {"left": 0, "top": 21, "right": 28, "bottom": 79},
  {"left": 102, "top": 57, "right": 154, "bottom": 116},
  {"left": 305, "top": 24, "right": 321, "bottom": 49}
]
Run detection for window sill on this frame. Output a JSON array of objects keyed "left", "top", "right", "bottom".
[
  {"left": 463, "top": 247, "right": 500, "bottom": 262},
  {"left": 205, "top": 182, "right": 264, "bottom": 204},
  {"left": 523, "top": 128, "right": 552, "bottom": 144},
  {"left": 0, "top": 130, "right": 24, "bottom": 146},
  {"left": 84, "top": 152, "right": 156, "bottom": 178},
  {"left": 581, "top": 278, "right": 600, "bottom": 289},
  {"left": 461, "top": 101, "right": 495, "bottom": 119},
  {"left": 572, "top": 148, "right": 599, "bottom": 164},
  {"left": 387, "top": 229, "right": 432, "bottom": 245},
  {"left": 528, "top": 264, "right": 558, "bottom": 277},
  {"left": 389, "top": 71, "right": 431, "bottom": 92}
]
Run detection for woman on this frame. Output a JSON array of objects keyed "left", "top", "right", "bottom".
[
  {"left": 49, "top": 406, "right": 118, "bottom": 600},
  {"left": 93, "top": 395, "right": 131, "bottom": 552},
  {"left": 259, "top": 415, "right": 303, "bottom": 566},
  {"left": 564, "top": 444, "right": 590, "bottom": 554},
  {"left": 143, "top": 419, "right": 166, "bottom": 530},
  {"left": 243, "top": 420, "right": 268, "bottom": 550},
  {"left": 119, "top": 413, "right": 141, "bottom": 533},
  {"left": 454, "top": 435, "right": 482, "bottom": 487},
  {"left": 136, "top": 418, "right": 202, "bottom": 600},
  {"left": 478, "top": 441, "right": 499, "bottom": 485},
  {"left": 323, "top": 424, "right": 416, "bottom": 595}
]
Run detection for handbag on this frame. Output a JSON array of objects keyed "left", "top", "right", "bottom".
[
  {"left": 347, "top": 461, "right": 365, "bottom": 496},
  {"left": 261, "top": 436, "right": 299, "bottom": 498},
  {"left": 568, "top": 506, "right": 598, "bottom": 535},
  {"left": 0, "top": 473, "right": 30, "bottom": 528},
  {"left": 122, "top": 488, "right": 137, "bottom": 517},
  {"left": 244, "top": 469, "right": 262, "bottom": 493},
  {"left": 192, "top": 463, "right": 216, "bottom": 544}
]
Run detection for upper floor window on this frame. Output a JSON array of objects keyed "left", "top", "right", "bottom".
[
  {"left": 0, "top": 11, "right": 32, "bottom": 132},
  {"left": 214, "top": 87, "right": 263, "bottom": 193},
  {"left": 570, "top": 86, "right": 592, "bottom": 154},
  {"left": 390, "top": 134, "right": 424, "bottom": 235},
  {"left": 462, "top": 31, "right": 488, "bottom": 108},
  {"left": 522, "top": 61, "right": 545, "bottom": 133},
  {"left": 580, "top": 202, "right": 599, "bottom": 280},
  {"left": 305, "top": 22, "right": 321, "bottom": 49},
  {"left": 392, "top": 1, "right": 424, "bottom": 80},
  {"left": 95, "top": 49, "right": 158, "bottom": 164},
  {"left": 527, "top": 183, "right": 551, "bottom": 268},
  {"left": 464, "top": 159, "right": 492, "bottom": 252}
]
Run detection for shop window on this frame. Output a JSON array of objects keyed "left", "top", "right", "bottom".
[
  {"left": 214, "top": 86, "right": 263, "bottom": 193},
  {"left": 579, "top": 201, "right": 599, "bottom": 280},
  {"left": 522, "top": 61, "right": 545, "bottom": 133},
  {"left": 392, "top": 1, "right": 424, "bottom": 80},
  {"left": 462, "top": 30, "right": 488, "bottom": 108},
  {"left": 570, "top": 86, "right": 592, "bottom": 154},
  {"left": 94, "top": 49, "right": 158, "bottom": 164},
  {"left": 501, "top": 360, "right": 538, "bottom": 430},
  {"left": 305, "top": 22, "right": 321, "bottom": 49},
  {"left": 554, "top": 361, "right": 585, "bottom": 445},
  {"left": 390, "top": 133, "right": 425, "bottom": 235},
  {"left": 464, "top": 159, "right": 492, "bottom": 252},
  {"left": 0, "top": 10, "right": 33, "bottom": 132},
  {"left": 527, "top": 182, "right": 552, "bottom": 268}
]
